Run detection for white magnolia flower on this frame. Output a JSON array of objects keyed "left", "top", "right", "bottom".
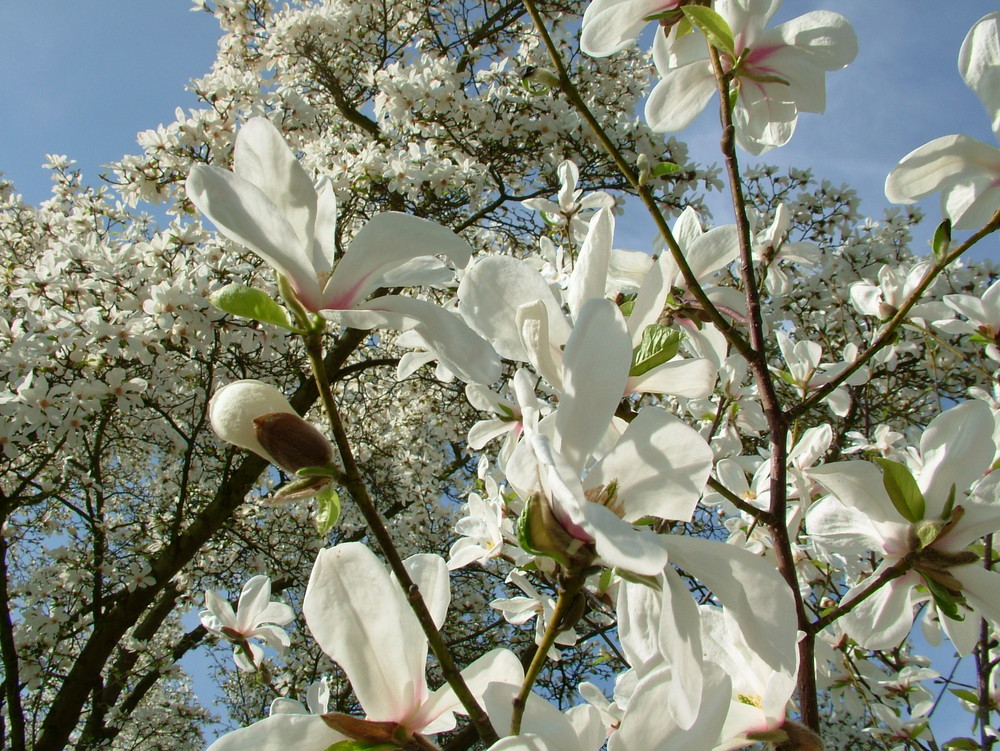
[
  {"left": 200, "top": 575, "right": 294, "bottom": 672},
  {"left": 645, "top": 0, "right": 857, "bottom": 154},
  {"left": 935, "top": 276, "right": 1000, "bottom": 361},
  {"left": 187, "top": 117, "right": 498, "bottom": 384},
  {"left": 207, "top": 543, "right": 523, "bottom": 750},
  {"left": 885, "top": 13, "right": 1000, "bottom": 230},
  {"left": 505, "top": 298, "right": 714, "bottom": 576},
  {"left": 807, "top": 400, "right": 1000, "bottom": 651},
  {"left": 521, "top": 160, "right": 615, "bottom": 241}
]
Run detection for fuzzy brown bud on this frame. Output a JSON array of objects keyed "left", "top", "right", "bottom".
[{"left": 253, "top": 412, "right": 334, "bottom": 474}]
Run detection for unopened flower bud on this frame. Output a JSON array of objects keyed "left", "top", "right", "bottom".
[
  {"left": 516, "top": 492, "right": 597, "bottom": 572},
  {"left": 254, "top": 412, "right": 334, "bottom": 474}
]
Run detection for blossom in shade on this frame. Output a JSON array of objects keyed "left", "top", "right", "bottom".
[{"left": 200, "top": 575, "right": 294, "bottom": 672}]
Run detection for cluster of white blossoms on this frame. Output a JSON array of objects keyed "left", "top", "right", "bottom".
[{"left": 9, "top": 0, "right": 1000, "bottom": 749}]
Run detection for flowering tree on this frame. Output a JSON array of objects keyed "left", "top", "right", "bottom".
[{"left": 2, "top": 1, "right": 1000, "bottom": 751}]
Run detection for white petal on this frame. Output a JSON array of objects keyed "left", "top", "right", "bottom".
[
  {"left": 645, "top": 61, "right": 717, "bottom": 134},
  {"left": 233, "top": 118, "right": 318, "bottom": 258},
  {"left": 400, "top": 553, "right": 450, "bottom": 631},
  {"left": 555, "top": 299, "right": 631, "bottom": 473},
  {"left": 303, "top": 543, "right": 426, "bottom": 722},
  {"left": 335, "top": 296, "right": 500, "bottom": 385},
  {"left": 657, "top": 567, "right": 705, "bottom": 729},
  {"left": 663, "top": 535, "right": 798, "bottom": 675},
  {"left": 918, "top": 400, "right": 995, "bottom": 515},
  {"left": 323, "top": 213, "right": 473, "bottom": 309},
  {"left": 959, "top": 12, "right": 1000, "bottom": 140},
  {"left": 567, "top": 208, "right": 614, "bottom": 321},
  {"left": 458, "top": 256, "right": 570, "bottom": 361},
  {"left": 809, "top": 461, "right": 900, "bottom": 524},
  {"left": 187, "top": 165, "right": 322, "bottom": 307},
  {"left": 587, "top": 408, "right": 712, "bottom": 522},
  {"left": 885, "top": 134, "right": 1000, "bottom": 205},
  {"left": 206, "top": 714, "right": 345, "bottom": 751},
  {"left": 581, "top": 0, "right": 680, "bottom": 57},
  {"left": 773, "top": 11, "right": 858, "bottom": 70},
  {"left": 626, "top": 357, "right": 717, "bottom": 398},
  {"left": 951, "top": 564, "right": 1000, "bottom": 629},
  {"left": 839, "top": 569, "right": 920, "bottom": 650}
]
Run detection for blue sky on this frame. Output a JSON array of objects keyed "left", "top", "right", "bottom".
[{"left": 2, "top": 0, "right": 997, "bottom": 741}]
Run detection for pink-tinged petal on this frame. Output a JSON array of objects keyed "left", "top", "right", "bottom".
[
  {"left": 555, "top": 298, "right": 631, "bottom": 473},
  {"left": 335, "top": 296, "right": 500, "bottom": 385},
  {"left": 918, "top": 400, "right": 995, "bottom": 515},
  {"left": 950, "top": 564, "right": 1000, "bottom": 629},
  {"left": 187, "top": 165, "right": 322, "bottom": 306},
  {"left": 885, "top": 134, "right": 1000, "bottom": 205},
  {"left": 644, "top": 60, "right": 717, "bottom": 134},
  {"left": 323, "top": 213, "right": 473, "bottom": 308},
  {"left": 416, "top": 648, "right": 523, "bottom": 735},
  {"left": 233, "top": 118, "right": 318, "bottom": 257},
  {"left": 762, "top": 48, "right": 826, "bottom": 113},
  {"left": 400, "top": 553, "right": 450, "bottom": 631},
  {"left": 581, "top": 0, "right": 682, "bottom": 57},
  {"left": 626, "top": 357, "right": 717, "bottom": 398},
  {"left": 303, "top": 543, "right": 426, "bottom": 722},
  {"left": 805, "top": 496, "right": 885, "bottom": 555},
  {"left": 809, "top": 461, "right": 900, "bottom": 524},
  {"left": 458, "top": 256, "right": 570, "bottom": 361},
  {"left": 663, "top": 535, "right": 798, "bottom": 675},
  {"left": 517, "top": 301, "right": 565, "bottom": 391},
  {"left": 959, "top": 12, "right": 1000, "bottom": 140},
  {"left": 567, "top": 208, "right": 614, "bottom": 321},
  {"left": 587, "top": 408, "right": 712, "bottom": 522},
  {"left": 206, "top": 713, "right": 346, "bottom": 751},
  {"left": 773, "top": 11, "right": 858, "bottom": 71},
  {"left": 839, "top": 568, "right": 920, "bottom": 650},
  {"left": 610, "top": 663, "right": 731, "bottom": 751}
]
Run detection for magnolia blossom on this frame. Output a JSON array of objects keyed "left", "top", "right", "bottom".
[
  {"left": 885, "top": 13, "right": 1000, "bottom": 229},
  {"left": 200, "top": 575, "right": 294, "bottom": 672},
  {"left": 645, "top": 0, "right": 858, "bottom": 154},
  {"left": 521, "top": 160, "right": 614, "bottom": 240},
  {"left": 807, "top": 400, "right": 1000, "bottom": 651},
  {"left": 505, "top": 298, "right": 714, "bottom": 576},
  {"left": 208, "top": 543, "right": 522, "bottom": 750},
  {"left": 187, "top": 117, "right": 498, "bottom": 384},
  {"left": 935, "top": 276, "right": 1000, "bottom": 361}
]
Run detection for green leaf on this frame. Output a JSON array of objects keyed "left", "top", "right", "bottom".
[
  {"left": 651, "top": 161, "right": 684, "bottom": 178},
  {"left": 932, "top": 218, "right": 952, "bottom": 263},
  {"left": 915, "top": 520, "right": 944, "bottom": 549},
  {"left": 325, "top": 742, "right": 396, "bottom": 751},
  {"left": 948, "top": 689, "right": 979, "bottom": 704},
  {"left": 618, "top": 293, "right": 637, "bottom": 317},
  {"left": 918, "top": 572, "right": 964, "bottom": 621},
  {"left": 210, "top": 283, "right": 299, "bottom": 331},
  {"left": 681, "top": 5, "right": 736, "bottom": 55},
  {"left": 630, "top": 324, "right": 683, "bottom": 377},
  {"left": 296, "top": 463, "right": 342, "bottom": 479},
  {"left": 943, "top": 738, "right": 982, "bottom": 750},
  {"left": 873, "top": 457, "right": 926, "bottom": 523},
  {"left": 314, "top": 485, "right": 341, "bottom": 536}
]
